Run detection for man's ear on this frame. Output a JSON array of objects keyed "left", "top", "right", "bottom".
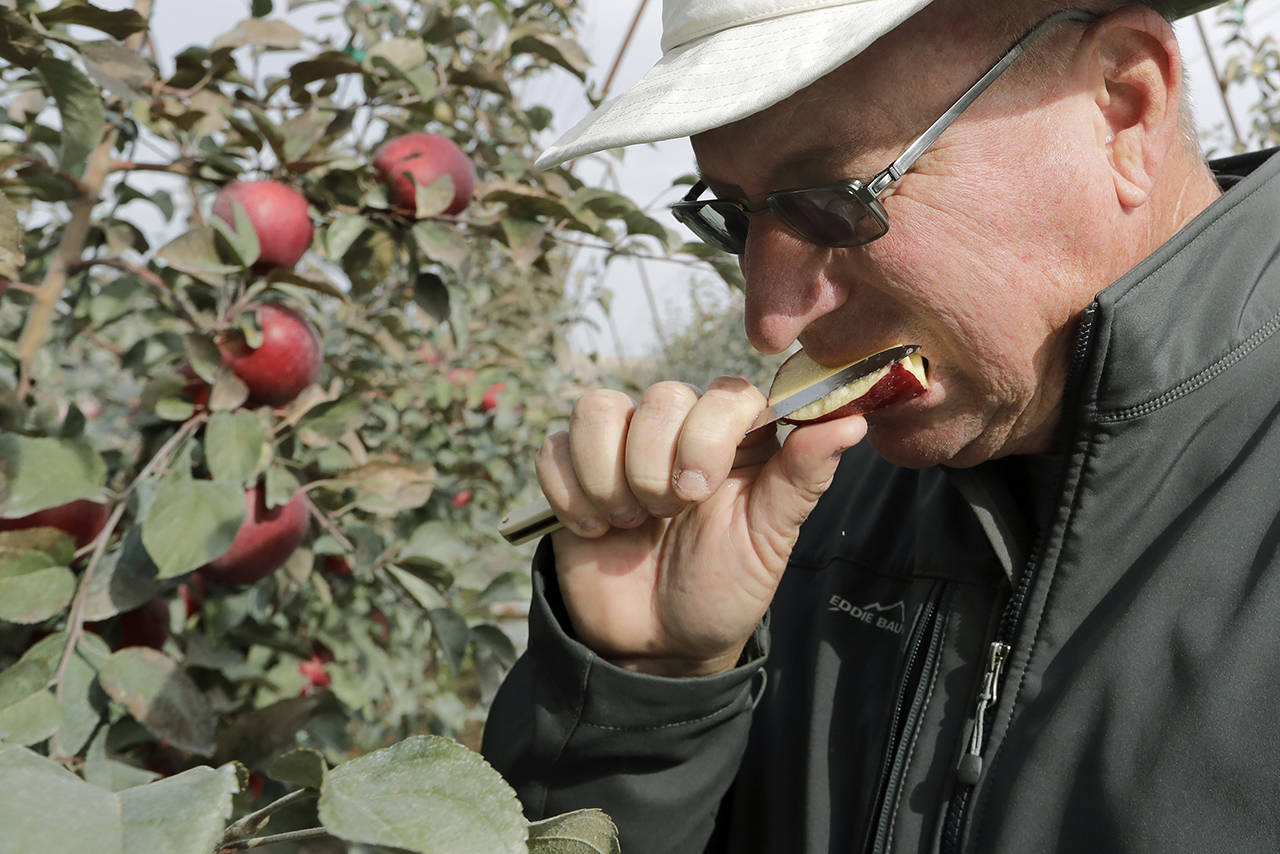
[{"left": 1080, "top": 6, "right": 1182, "bottom": 209}]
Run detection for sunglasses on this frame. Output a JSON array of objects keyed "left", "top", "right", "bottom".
[{"left": 670, "top": 8, "right": 1098, "bottom": 255}]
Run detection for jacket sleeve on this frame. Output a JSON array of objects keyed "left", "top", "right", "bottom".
[{"left": 481, "top": 538, "right": 768, "bottom": 854}]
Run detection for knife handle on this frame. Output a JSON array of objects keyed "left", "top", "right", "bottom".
[{"left": 498, "top": 499, "right": 562, "bottom": 545}]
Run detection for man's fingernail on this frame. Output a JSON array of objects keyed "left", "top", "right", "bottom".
[
  {"left": 674, "top": 469, "right": 709, "bottom": 500},
  {"left": 577, "top": 517, "right": 604, "bottom": 535}
]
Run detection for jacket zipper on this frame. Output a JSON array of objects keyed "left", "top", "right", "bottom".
[
  {"left": 939, "top": 303, "right": 1100, "bottom": 854},
  {"left": 866, "top": 582, "right": 951, "bottom": 854}
]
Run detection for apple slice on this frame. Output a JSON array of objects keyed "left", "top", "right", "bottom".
[{"left": 768, "top": 346, "right": 928, "bottom": 424}]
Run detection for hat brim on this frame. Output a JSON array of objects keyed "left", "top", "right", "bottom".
[
  {"left": 535, "top": 0, "right": 932, "bottom": 169},
  {"left": 534, "top": 0, "right": 1225, "bottom": 170}
]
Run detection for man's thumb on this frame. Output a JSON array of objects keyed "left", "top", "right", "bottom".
[{"left": 747, "top": 416, "right": 867, "bottom": 553}]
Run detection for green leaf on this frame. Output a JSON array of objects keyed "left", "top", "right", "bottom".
[
  {"left": 412, "top": 220, "right": 469, "bottom": 270},
  {"left": 0, "top": 564, "right": 75, "bottom": 624},
  {"left": 156, "top": 226, "right": 244, "bottom": 278},
  {"left": 211, "top": 17, "right": 305, "bottom": 51},
  {"left": 80, "top": 40, "right": 152, "bottom": 101},
  {"left": 501, "top": 217, "right": 545, "bottom": 269},
  {"left": 288, "top": 50, "right": 363, "bottom": 87},
  {"left": 210, "top": 199, "right": 260, "bottom": 269},
  {"left": 140, "top": 477, "right": 246, "bottom": 579},
  {"left": 509, "top": 30, "right": 590, "bottom": 81},
  {"left": 475, "top": 571, "right": 531, "bottom": 609},
  {"left": 205, "top": 411, "right": 267, "bottom": 486},
  {"left": 97, "top": 647, "right": 217, "bottom": 756},
  {"left": 0, "top": 9, "right": 47, "bottom": 69},
  {"left": 0, "top": 660, "right": 63, "bottom": 745},
  {"left": 318, "top": 735, "right": 525, "bottom": 854},
  {"left": 0, "top": 743, "right": 123, "bottom": 854},
  {"left": 184, "top": 333, "right": 222, "bottom": 383},
  {"left": 387, "top": 564, "right": 446, "bottom": 612},
  {"left": 208, "top": 366, "right": 251, "bottom": 412},
  {"left": 0, "top": 688, "right": 61, "bottom": 746},
  {"left": 51, "top": 632, "right": 111, "bottom": 756},
  {"left": 413, "top": 272, "right": 451, "bottom": 324},
  {"left": 0, "top": 434, "right": 106, "bottom": 518},
  {"left": 37, "top": 55, "right": 105, "bottom": 181},
  {"left": 263, "top": 463, "right": 301, "bottom": 510},
  {"left": 266, "top": 746, "right": 327, "bottom": 789},
  {"left": 0, "top": 742, "right": 235, "bottom": 854},
  {"left": 119, "top": 764, "right": 239, "bottom": 854},
  {"left": 428, "top": 607, "right": 469, "bottom": 675},
  {"left": 83, "top": 726, "right": 160, "bottom": 792},
  {"left": 414, "top": 173, "right": 456, "bottom": 219},
  {"left": 527, "top": 809, "right": 621, "bottom": 854},
  {"left": 37, "top": 0, "right": 148, "bottom": 40},
  {"left": 325, "top": 214, "right": 368, "bottom": 260},
  {"left": 309, "top": 461, "right": 436, "bottom": 516},
  {"left": 265, "top": 268, "right": 349, "bottom": 301},
  {"left": 81, "top": 527, "right": 168, "bottom": 620}
]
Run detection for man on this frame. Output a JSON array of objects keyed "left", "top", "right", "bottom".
[{"left": 483, "top": 0, "right": 1280, "bottom": 851}]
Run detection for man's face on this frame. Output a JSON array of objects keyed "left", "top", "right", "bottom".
[{"left": 690, "top": 15, "right": 1126, "bottom": 468}]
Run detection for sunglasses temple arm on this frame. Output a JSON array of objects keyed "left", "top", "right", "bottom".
[{"left": 871, "top": 8, "right": 1098, "bottom": 196}]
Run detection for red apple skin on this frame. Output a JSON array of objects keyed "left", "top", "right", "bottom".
[
  {"left": 219, "top": 303, "right": 323, "bottom": 408},
  {"left": 118, "top": 598, "right": 169, "bottom": 650},
  {"left": 373, "top": 133, "right": 476, "bottom": 215},
  {"left": 212, "top": 180, "right": 313, "bottom": 272},
  {"left": 177, "top": 363, "right": 210, "bottom": 411},
  {"left": 481, "top": 382, "right": 505, "bottom": 411},
  {"left": 782, "top": 361, "right": 928, "bottom": 425},
  {"left": 0, "top": 499, "right": 110, "bottom": 550},
  {"left": 204, "top": 487, "right": 309, "bottom": 586},
  {"left": 179, "top": 574, "right": 206, "bottom": 619}
]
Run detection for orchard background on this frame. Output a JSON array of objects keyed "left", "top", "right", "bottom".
[
  {"left": 1, "top": 0, "right": 1277, "bottom": 852},
  {"left": 0, "top": 0, "right": 748, "bottom": 850}
]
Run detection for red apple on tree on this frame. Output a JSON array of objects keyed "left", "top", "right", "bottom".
[
  {"left": 768, "top": 346, "right": 928, "bottom": 424},
  {"left": 218, "top": 303, "right": 323, "bottom": 408},
  {"left": 204, "top": 486, "right": 309, "bottom": 586},
  {"left": 373, "top": 132, "right": 476, "bottom": 216},
  {"left": 212, "top": 179, "right": 313, "bottom": 272},
  {"left": 481, "top": 382, "right": 505, "bottom": 411},
  {"left": 0, "top": 499, "right": 110, "bottom": 550},
  {"left": 118, "top": 598, "right": 169, "bottom": 650}
]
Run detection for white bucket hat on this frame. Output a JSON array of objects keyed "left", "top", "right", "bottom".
[{"left": 535, "top": 0, "right": 1224, "bottom": 169}]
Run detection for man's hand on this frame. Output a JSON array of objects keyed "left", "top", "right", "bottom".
[{"left": 535, "top": 376, "right": 867, "bottom": 677}]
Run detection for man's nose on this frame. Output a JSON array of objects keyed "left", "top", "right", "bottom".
[{"left": 741, "top": 220, "right": 848, "bottom": 355}]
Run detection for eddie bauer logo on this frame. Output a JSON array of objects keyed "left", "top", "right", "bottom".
[{"left": 828, "top": 595, "right": 907, "bottom": 635}]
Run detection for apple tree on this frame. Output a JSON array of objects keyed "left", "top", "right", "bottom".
[{"left": 0, "top": 0, "right": 700, "bottom": 850}]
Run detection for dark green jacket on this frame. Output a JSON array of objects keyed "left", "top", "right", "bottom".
[{"left": 482, "top": 149, "right": 1280, "bottom": 853}]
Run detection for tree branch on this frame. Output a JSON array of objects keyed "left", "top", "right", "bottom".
[
  {"left": 220, "top": 788, "right": 318, "bottom": 844},
  {"left": 217, "top": 826, "right": 330, "bottom": 852}
]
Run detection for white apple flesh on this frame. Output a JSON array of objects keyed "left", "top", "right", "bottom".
[{"left": 768, "top": 347, "right": 928, "bottom": 423}]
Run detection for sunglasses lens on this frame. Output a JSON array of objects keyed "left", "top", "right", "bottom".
[
  {"left": 772, "top": 188, "right": 887, "bottom": 247},
  {"left": 673, "top": 200, "right": 748, "bottom": 254}
]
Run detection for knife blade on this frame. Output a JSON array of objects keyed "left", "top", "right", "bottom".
[
  {"left": 498, "top": 344, "right": 922, "bottom": 545},
  {"left": 745, "top": 343, "right": 920, "bottom": 435}
]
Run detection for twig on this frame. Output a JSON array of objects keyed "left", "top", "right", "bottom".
[
  {"left": 221, "top": 788, "right": 318, "bottom": 844},
  {"left": 49, "top": 413, "right": 207, "bottom": 708},
  {"left": 548, "top": 232, "right": 710, "bottom": 267},
  {"left": 108, "top": 159, "right": 194, "bottom": 177},
  {"left": 71, "top": 256, "right": 200, "bottom": 327},
  {"left": 217, "top": 826, "right": 330, "bottom": 852},
  {"left": 305, "top": 499, "right": 354, "bottom": 553}
]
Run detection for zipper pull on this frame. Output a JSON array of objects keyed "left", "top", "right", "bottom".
[{"left": 957, "top": 641, "right": 1010, "bottom": 785}]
